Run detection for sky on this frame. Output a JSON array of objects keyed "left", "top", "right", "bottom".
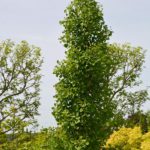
[{"left": 0, "top": 0, "right": 150, "bottom": 129}]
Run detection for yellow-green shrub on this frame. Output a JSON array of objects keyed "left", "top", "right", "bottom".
[
  {"left": 105, "top": 127, "right": 142, "bottom": 150},
  {"left": 141, "top": 132, "right": 150, "bottom": 150}
]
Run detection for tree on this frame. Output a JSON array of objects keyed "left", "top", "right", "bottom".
[
  {"left": 0, "top": 40, "right": 42, "bottom": 136},
  {"left": 112, "top": 88, "right": 149, "bottom": 120},
  {"left": 53, "top": 0, "right": 113, "bottom": 149},
  {"left": 127, "top": 111, "right": 148, "bottom": 133},
  {"left": 106, "top": 44, "right": 148, "bottom": 130},
  {"left": 53, "top": 0, "right": 147, "bottom": 149},
  {"left": 121, "top": 90, "right": 149, "bottom": 116},
  {"left": 145, "top": 111, "right": 150, "bottom": 129},
  {"left": 120, "top": 90, "right": 150, "bottom": 133}
]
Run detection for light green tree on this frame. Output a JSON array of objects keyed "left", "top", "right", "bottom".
[{"left": 0, "top": 40, "right": 42, "bottom": 137}]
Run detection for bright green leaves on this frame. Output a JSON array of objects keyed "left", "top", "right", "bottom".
[
  {"left": 53, "top": 43, "right": 147, "bottom": 149},
  {"left": 53, "top": 0, "right": 147, "bottom": 149},
  {"left": 60, "top": 0, "right": 112, "bottom": 50},
  {"left": 54, "top": 4, "right": 114, "bottom": 147}
]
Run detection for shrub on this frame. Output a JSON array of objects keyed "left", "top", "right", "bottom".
[{"left": 105, "top": 127, "right": 142, "bottom": 150}]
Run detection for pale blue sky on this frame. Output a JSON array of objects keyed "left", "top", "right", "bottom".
[{"left": 0, "top": 0, "right": 150, "bottom": 129}]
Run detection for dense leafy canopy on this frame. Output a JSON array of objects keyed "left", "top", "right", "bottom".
[
  {"left": 52, "top": 0, "right": 148, "bottom": 149},
  {"left": 60, "top": 0, "right": 112, "bottom": 49},
  {"left": 53, "top": 0, "right": 114, "bottom": 149}
]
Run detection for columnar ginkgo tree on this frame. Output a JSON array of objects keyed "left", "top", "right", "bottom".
[{"left": 53, "top": 0, "right": 146, "bottom": 149}]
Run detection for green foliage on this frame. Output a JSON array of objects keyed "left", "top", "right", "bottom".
[
  {"left": 0, "top": 40, "right": 43, "bottom": 136},
  {"left": 0, "top": 132, "right": 33, "bottom": 150},
  {"left": 60, "top": 0, "right": 112, "bottom": 49},
  {"left": 145, "top": 111, "right": 150, "bottom": 130},
  {"left": 106, "top": 43, "right": 149, "bottom": 130},
  {"left": 49, "top": 128, "right": 90, "bottom": 150},
  {"left": 107, "top": 43, "right": 145, "bottom": 101},
  {"left": 124, "top": 90, "right": 149, "bottom": 115},
  {"left": 0, "top": 127, "right": 72, "bottom": 150},
  {"left": 53, "top": 44, "right": 146, "bottom": 149},
  {"left": 0, "top": 0, "right": 148, "bottom": 149},
  {"left": 45, "top": 127, "right": 72, "bottom": 150},
  {"left": 0, "top": 129, "right": 49, "bottom": 150},
  {"left": 126, "top": 111, "right": 148, "bottom": 134},
  {"left": 53, "top": 0, "right": 114, "bottom": 149},
  {"left": 53, "top": 0, "right": 147, "bottom": 149}
]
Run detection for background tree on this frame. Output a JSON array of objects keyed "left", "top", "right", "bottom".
[
  {"left": 122, "top": 90, "right": 149, "bottom": 116},
  {"left": 53, "top": 0, "right": 148, "bottom": 149},
  {"left": 127, "top": 111, "right": 148, "bottom": 133},
  {"left": 145, "top": 111, "right": 150, "bottom": 130},
  {"left": 0, "top": 40, "right": 42, "bottom": 136},
  {"left": 120, "top": 90, "right": 150, "bottom": 133},
  {"left": 106, "top": 44, "right": 149, "bottom": 130}
]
